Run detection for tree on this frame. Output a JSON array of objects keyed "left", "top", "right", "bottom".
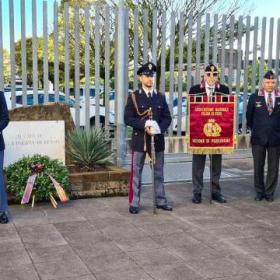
[
  {"left": 3, "top": 49, "right": 11, "bottom": 84},
  {"left": 247, "top": 59, "right": 268, "bottom": 88},
  {"left": 57, "top": 0, "right": 111, "bottom": 89},
  {"left": 113, "top": 0, "right": 253, "bottom": 85},
  {"left": 12, "top": 0, "right": 253, "bottom": 90}
]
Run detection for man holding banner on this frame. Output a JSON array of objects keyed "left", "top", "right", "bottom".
[
  {"left": 188, "top": 64, "right": 232, "bottom": 204},
  {"left": 246, "top": 71, "right": 280, "bottom": 202},
  {"left": 0, "top": 91, "right": 9, "bottom": 223}
]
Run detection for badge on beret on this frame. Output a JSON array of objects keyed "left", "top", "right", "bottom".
[
  {"left": 205, "top": 63, "right": 218, "bottom": 72},
  {"left": 148, "top": 63, "right": 152, "bottom": 70}
]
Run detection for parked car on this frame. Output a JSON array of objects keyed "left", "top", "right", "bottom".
[
  {"left": 237, "top": 92, "right": 251, "bottom": 134},
  {"left": 4, "top": 90, "right": 115, "bottom": 127}
]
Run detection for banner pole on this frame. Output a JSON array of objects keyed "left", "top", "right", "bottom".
[
  {"left": 209, "top": 89, "right": 214, "bottom": 204},
  {"left": 151, "top": 134, "right": 157, "bottom": 214},
  {"left": 209, "top": 154, "right": 213, "bottom": 204}
]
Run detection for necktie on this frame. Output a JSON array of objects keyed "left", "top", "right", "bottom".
[
  {"left": 267, "top": 93, "right": 273, "bottom": 115},
  {"left": 148, "top": 92, "right": 152, "bottom": 99},
  {"left": 208, "top": 88, "right": 214, "bottom": 102}
]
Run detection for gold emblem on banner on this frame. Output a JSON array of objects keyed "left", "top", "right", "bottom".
[{"left": 203, "top": 119, "right": 222, "bottom": 137}]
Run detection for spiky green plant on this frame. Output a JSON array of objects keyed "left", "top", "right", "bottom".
[{"left": 68, "top": 128, "right": 114, "bottom": 171}]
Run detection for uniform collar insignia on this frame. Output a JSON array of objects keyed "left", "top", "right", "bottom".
[
  {"left": 258, "top": 88, "right": 265, "bottom": 96},
  {"left": 140, "top": 87, "right": 157, "bottom": 96},
  {"left": 200, "top": 81, "right": 206, "bottom": 89},
  {"left": 258, "top": 88, "right": 280, "bottom": 97},
  {"left": 275, "top": 89, "right": 280, "bottom": 96}
]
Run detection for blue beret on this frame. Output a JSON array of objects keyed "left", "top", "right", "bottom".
[{"left": 264, "top": 70, "right": 275, "bottom": 80}]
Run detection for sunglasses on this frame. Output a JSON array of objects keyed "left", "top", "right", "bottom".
[{"left": 206, "top": 72, "right": 218, "bottom": 77}]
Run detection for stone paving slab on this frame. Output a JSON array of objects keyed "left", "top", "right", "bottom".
[{"left": 1, "top": 156, "right": 280, "bottom": 280}]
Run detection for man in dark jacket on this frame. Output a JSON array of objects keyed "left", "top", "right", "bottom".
[
  {"left": 0, "top": 91, "right": 9, "bottom": 223},
  {"left": 246, "top": 70, "right": 280, "bottom": 202},
  {"left": 124, "top": 62, "right": 172, "bottom": 214},
  {"left": 189, "top": 64, "right": 229, "bottom": 204}
]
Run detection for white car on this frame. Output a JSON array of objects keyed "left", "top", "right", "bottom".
[{"left": 4, "top": 90, "right": 115, "bottom": 127}]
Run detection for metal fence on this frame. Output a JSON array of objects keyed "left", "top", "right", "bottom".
[{"left": 1, "top": 0, "right": 280, "bottom": 165}]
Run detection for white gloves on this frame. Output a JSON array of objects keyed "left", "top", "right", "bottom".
[{"left": 145, "top": 120, "right": 161, "bottom": 135}]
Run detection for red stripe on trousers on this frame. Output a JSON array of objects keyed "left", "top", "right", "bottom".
[{"left": 128, "top": 151, "right": 134, "bottom": 204}]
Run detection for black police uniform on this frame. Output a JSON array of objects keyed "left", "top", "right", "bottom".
[
  {"left": 124, "top": 62, "right": 172, "bottom": 213},
  {"left": 246, "top": 71, "right": 280, "bottom": 201}
]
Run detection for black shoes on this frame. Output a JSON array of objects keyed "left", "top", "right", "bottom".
[
  {"left": 254, "top": 193, "right": 274, "bottom": 202},
  {"left": 192, "top": 193, "right": 227, "bottom": 204},
  {"left": 0, "top": 212, "right": 9, "bottom": 224},
  {"left": 129, "top": 206, "right": 139, "bottom": 214},
  {"left": 156, "top": 204, "right": 173, "bottom": 211},
  {"left": 265, "top": 194, "right": 274, "bottom": 202},
  {"left": 212, "top": 192, "right": 227, "bottom": 203},
  {"left": 192, "top": 193, "right": 202, "bottom": 204},
  {"left": 129, "top": 203, "right": 173, "bottom": 214},
  {"left": 255, "top": 193, "right": 265, "bottom": 201}
]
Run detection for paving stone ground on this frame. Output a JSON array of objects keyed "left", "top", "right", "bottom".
[{"left": 1, "top": 155, "right": 280, "bottom": 280}]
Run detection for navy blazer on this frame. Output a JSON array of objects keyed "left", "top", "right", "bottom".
[
  {"left": 246, "top": 89, "right": 280, "bottom": 147},
  {"left": 0, "top": 91, "right": 9, "bottom": 151},
  {"left": 124, "top": 89, "right": 171, "bottom": 153}
]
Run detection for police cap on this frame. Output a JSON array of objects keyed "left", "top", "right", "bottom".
[{"left": 137, "top": 62, "right": 157, "bottom": 77}]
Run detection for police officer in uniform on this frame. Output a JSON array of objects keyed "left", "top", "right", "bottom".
[
  {"left": 124, "top": 62, "right": 172, "bottom": 214},
  {"left": 246, "top": 70, "right": 280, "bottom": 202},
  {"left": 189, "top": 64, "right": 229, "bottom": 204},
  {"left": 0, "top": 90, "right": 9, "bottom": 224}
]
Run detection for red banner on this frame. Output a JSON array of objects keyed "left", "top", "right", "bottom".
[{"left": 188, "top": 95, "right": 236, "bottom": 154}]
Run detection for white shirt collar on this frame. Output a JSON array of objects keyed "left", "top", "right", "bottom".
[
  {"left": 142, "top": 86, "right": 155, "bottom": 97},
  {"left": 205, "top": 82, "right": 215, "bottom": 96},
  {"left": 265, "top": 90, "right": 275, "bottom": 96}
]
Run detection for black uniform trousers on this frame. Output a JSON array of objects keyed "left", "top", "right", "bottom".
[
  {"left": 252, "top": 145, "right": 280, "bottom": 195},
  {"left": 192, "top": 154, "right": 222, "bottom": 195}
]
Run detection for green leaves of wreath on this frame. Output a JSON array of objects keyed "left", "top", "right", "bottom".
[{"left": 5, "top": 154, "right": 70, "bottom": 202}]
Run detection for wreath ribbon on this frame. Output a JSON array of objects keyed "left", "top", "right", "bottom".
[{"left": 21, "top": 163, "right": 69, "bottom": 206}]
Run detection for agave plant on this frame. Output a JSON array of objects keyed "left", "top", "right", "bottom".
[{"left": 68, "top": 128, "right": 114, "bottom": 171}]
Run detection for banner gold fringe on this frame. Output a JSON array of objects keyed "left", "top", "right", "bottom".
[{"left": 187, "top": 147, "right": 235, "bottom": 154}]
